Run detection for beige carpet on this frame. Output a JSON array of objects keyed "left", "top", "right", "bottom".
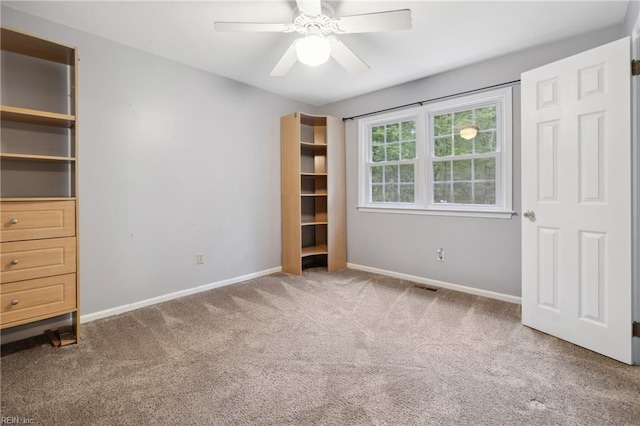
[{"left": 1, "top": 268, "right": 639, "bottom": 425}]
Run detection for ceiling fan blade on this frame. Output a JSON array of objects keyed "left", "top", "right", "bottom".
[
  {"left": 296, "top": 0, "right": 321, "bottom": 16},
  {"left": 328, "top": 37, "right": 369, "bottom": 75},
  {"left": 333, "top": 9, "right": 412, "bottom": 34},
  {"left": 214, "top": 22, "right": 292, "bottom": 32},
  {"left": 271, "top": 41, "right": 299, "bottom": 76}
]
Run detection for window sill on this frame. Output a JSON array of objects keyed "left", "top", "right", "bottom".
[{"left": 356, "top": 205, "right": 515, "bottom": 219}]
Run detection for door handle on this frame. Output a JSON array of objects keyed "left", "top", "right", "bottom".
[{"left": 523, "top": 210, "right": 536, "bottom": 219}]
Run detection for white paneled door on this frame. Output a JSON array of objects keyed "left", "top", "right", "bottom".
[{"left": 521, "top": 37, "right": 632, "bottom": 364}]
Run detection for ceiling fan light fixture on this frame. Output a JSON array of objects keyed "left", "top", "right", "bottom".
[
  {"left": 215, "top": 2, "right": 412, "bottom": 76},
  {"left": 460, "top": 126, "right": 479, "bottom": 140},
  {"left": 295, "top": 34, "right": 331, "bottom": 66}
]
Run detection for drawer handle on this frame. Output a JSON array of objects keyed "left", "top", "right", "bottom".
[
  {"left": 10, "top": 259, "right": 19, "bottom": 265},
  {"left": 11, "top": 299, "right": 18, "bottom": 306},
  {"left": 9, "top": 218, "right": 18, "bottom": 225}
]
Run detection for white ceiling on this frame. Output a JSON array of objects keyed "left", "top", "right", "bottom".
[{"left": 4, "top": 1, "right": 630, "bottom": 106}]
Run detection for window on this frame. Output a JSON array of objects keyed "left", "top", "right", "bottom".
[
  {"left": 359, "top": 87, "right": 512, "bottom": 218},
  {"left": 368, "top": 119, "right": 417, "bottom": 203},
  {"left": 431, "top": 105, "right": 499, "bottom": 206}
]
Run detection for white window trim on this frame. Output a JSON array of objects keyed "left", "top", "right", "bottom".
[
  {"left": 360, "top": 112, "right": 423, "bottom": 207},
  {"left": 358, "top": 87, "right": 514, "bottom": 219}
]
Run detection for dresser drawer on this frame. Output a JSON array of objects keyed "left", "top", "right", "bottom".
[
  {"left": 1, "top": 201, "right": 75, "bottom": 242},
  {"left": 1, "top": 237, "right": 76, "bottom": 283},
  {"left": 0, "top": 273, "right": 76, "bottom": 328}
]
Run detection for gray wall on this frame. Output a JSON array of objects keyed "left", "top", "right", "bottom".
[
  {"left": 318, "top": 24, "right": 625, "bottom": 297},
  {"left": 626, "top": 0, "right": 640, "bottom": 34},
  {"left": 0, "top": 6, "right": 312, "bottom": 333}
]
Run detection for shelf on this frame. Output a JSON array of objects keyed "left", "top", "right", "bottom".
[
  {"left": 1, "top": 153, "right": 76, "bottom": 162},
  {"left": 1, "top": 27, "right": 75, "bottom": 65},
  {"left": 300, "top": 141, "right": 327, "bottom": 151},
  {"left": 299, "top": 113, "right": 327, "bottom": 127},
  {"left": 1, "top": 197, "right": 76, "bottom": 202},
  {"left": 282, "top": 112, "right": 344, "bottom": 275},
  {"left": 1, "top": 106, "right": 75, "bottom": 128},
  {"left": 301, "top": 244, "right": 328, "bottom": 257},
  {"left": 0, "top": 27, "right": 80, "bottom": 341}
]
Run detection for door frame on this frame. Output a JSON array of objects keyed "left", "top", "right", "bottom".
[{"left": 632, "top": 12, "right": 640, "bottom": 365}]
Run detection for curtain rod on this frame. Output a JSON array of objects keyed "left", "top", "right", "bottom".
[{"left": 341, "top": 79, "right": 521, "bottom": 122}]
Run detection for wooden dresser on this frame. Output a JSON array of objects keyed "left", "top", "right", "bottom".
[{"left": 0, "top": 28, "right": 80, "bottom": 342}]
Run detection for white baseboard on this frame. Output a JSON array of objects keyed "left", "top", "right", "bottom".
[
  {"left": 347, "top": 263, "right": 521, "bottom": 304},
  {"left": 2, "top": 264, "right": 518, "bottom": 345},
  {"left": 81, "top": 266, "right": 282, "bottom": 324},
  {"left": 1, "top": 267, "right": 282, "bottom": 344}
]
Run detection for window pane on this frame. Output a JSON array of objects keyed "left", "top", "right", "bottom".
[
  {"left": 372, "top": 144, "right": 385, "bottom": 162},
  {"left": 401, "top": 141, "right": 416, "bottom": 160},
  {"left": 474, "top": 182, "right": 496, "bottom": 204},
  {"left": 433, "top": 183, "right": 452, "bottom": 203},
  {"left": 452, "top": 160, "right": 472, "bottom": 181},
  {"left": 399, "top": 164, "right": 414, "bottom": 183},
  {"left": 433, "top": 161, "right": 451, "bottom": 182},
  {"left": 400, "top": 184, "right": 414, "bottom": 203},
  {"left": 474, "top": 158, "right": 496, "bottom": 181},
  {"left": 385, "top": 183, "right": 399, "bottom": 202},
  {"left": 453, "top": 182, "right": 472, "bottom": 203},
  {"left": 372, "top": 126, "right": 385, "bottom": 143},
  {"left": 385, "top": 165, "right": 399, "bottom": 183},
  {"left": 454, "top": 110, "right": 474, "bottom": 133},
  {"left": 434, "top": 114, "right": 452, "bottom": 137},
  {"left": 454, "top": 134, "right": 473, "bottom": 156},
  {"left": 386, "top": 143, "right": 400, "bottom": 161},
  {"left": 371, "top": 166, "right": 384, "bottom": 183},
  {"left": 372, "top": 184, "right": 384, "bottom": 202},
  {"left": 434, "top": 136, "right": 452, "bottom": 157},
  {"left": 475, "top": 131, "right": 496, "bottom": 153},
  {"left": 475, "top": 106, "right": 496, "bottom": 131},
  {"left": 401, "top": 121, "right": 416, "bottom": 141},
  {"left": 386, "top": 123, "right": 399, "bottom": 142}
]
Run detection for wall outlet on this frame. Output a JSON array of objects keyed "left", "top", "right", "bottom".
[
  {"left": 436, "top": 247, "right": 445, "bottom": 262},
  {"left": 196, "top": 253, "right": 204, "bottom": 264}
]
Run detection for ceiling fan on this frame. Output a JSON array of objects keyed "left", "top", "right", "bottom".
[{"left": 214, "top": 0, "right": 411, "bottom": 76}]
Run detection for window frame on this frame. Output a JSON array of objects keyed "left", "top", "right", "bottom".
[
  {"left": 358, "top": 87, "right": 513, "bottom": 219},
  {"left": 361, "top": 112, "right": 423, "bottom": 207}
]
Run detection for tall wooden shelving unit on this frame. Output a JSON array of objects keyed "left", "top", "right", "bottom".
[
  {"left": 281, "top": 112, "right": 346, "bottom": 275},
  {"left": 0, "top": 27, "right": 80, "bottom": 343}
]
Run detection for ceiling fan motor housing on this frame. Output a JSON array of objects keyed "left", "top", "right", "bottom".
[{"left": 291, "top": 4, "right": 343, "bottom": 35}]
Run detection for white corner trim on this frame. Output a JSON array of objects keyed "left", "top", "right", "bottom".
[
  {"left": 81, "top": 266, "right": 282, "bottom": 324},
  {"left": 347, "top": 263, "right": 521, "bottom": 304}
]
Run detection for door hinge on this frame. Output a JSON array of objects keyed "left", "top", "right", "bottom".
[
  {"left": 633, "top": 60, "right": 640, "bottom": 76},
  {"left": 634, "top": 322, "right": 640, "bottom": 338}
]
